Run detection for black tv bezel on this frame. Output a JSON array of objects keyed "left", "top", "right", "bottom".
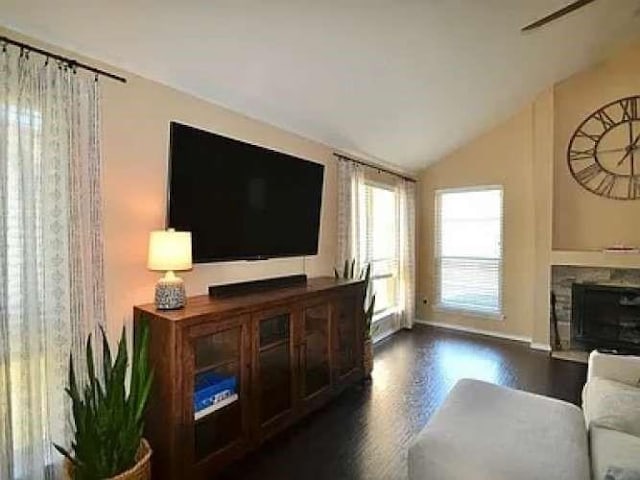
[{"left": 166, "top": 121, "right": 324, "bottom": 263}]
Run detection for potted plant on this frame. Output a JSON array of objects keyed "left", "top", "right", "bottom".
[
  {"left": 54, "top": 321, "right": 154, "bottom": 480},
  {"left": 335, "top": 259, "right": 376, "bottom": 377}
]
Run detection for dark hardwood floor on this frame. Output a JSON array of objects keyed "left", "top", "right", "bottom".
[{"left": 219, "top": 324, "right": 587, "bottom": 480}]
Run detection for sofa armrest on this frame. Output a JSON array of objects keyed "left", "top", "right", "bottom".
[{"left": 587, "top": 350, "right": 640, "bottom": 386}]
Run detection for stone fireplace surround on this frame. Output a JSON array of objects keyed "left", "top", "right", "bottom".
[{"left": 551, "top": 265, "right": 640, "bottom": 350}]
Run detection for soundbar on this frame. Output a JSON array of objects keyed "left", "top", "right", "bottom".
[{"left": 208, "top": 274, "right": 308, "bottom": 298}]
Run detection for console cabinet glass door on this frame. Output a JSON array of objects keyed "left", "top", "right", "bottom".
[
  {"left": 299, "top": 303, "right": 331, "bottom": 404},
  {"left": 253, "top": 308, "right": 295, "bottom": 437},
  {"left": 188, "top": 318, "right": 249, "bottom": 466},
  {"left": 334, "top": 295, "right": 359, "bottom": 381}
]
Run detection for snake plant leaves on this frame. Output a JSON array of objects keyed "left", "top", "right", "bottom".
[
  {"left": 335, "top": 259, "right": 376, "bottom": 339},
  {"left": 53, "top": 320, "right": 153, "bottom": 479}
]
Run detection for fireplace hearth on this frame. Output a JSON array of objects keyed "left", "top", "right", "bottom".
[{"left": 572, "top": 283, "right": 640, "bottom": 353}]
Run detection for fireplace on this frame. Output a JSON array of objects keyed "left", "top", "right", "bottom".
[{"left": 572, "top": 283, "right": 640, "bottom": 353}]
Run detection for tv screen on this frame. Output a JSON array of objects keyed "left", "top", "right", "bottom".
[{"left": 168, "top": 122, "right": 324, "bottom": 263}]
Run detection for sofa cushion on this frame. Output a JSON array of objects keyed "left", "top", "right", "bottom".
[
  {"left": 604, "top": 467, "right": 640, "bottom": 480},
  {"left": 584, "top": 377, "right": 640, "bottom": 437},
  {"left": 588, "top": 351, "right": 640, "bottom": 387},
  {"left": 408, "top": 379, "right": 590, "bottom": 480},
  {"left": 591, "top": 426, "right": 640, "bottom": 480}
]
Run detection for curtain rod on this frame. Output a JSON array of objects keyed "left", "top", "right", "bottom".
[
  {"left": 333, "top": 153, "right": 416, "bottom": 183},
  {"left": 0, "top": 35, "right": 127, "bottom": 83}
]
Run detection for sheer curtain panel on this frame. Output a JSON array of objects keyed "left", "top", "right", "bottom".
[
  {"left": 337, "top": 158, "right": 365, "bottom": 269},
  {"left": 396, "top": 179, "right": 416, "bottom": 329},
  {"left": 0, "top": 45, "right": 105, "bottom": 479}
]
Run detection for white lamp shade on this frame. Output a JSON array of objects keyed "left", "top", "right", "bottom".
[{"left": 147, "top": 229, "right": 192, "bottom": 271}]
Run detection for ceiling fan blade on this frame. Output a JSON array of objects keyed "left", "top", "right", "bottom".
[{"left": 521, "top": 0, "right": 598, "bottom": 31}]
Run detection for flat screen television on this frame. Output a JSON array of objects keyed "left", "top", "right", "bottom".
[{"left": 167, "top": 122, "right": 324, "bottom": 263}]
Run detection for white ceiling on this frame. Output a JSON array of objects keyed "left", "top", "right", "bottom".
[{"left": 1, "top": 0, "right": 640, "bottom": 171}]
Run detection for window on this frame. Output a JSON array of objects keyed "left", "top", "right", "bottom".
[
  {"left": 359, "top": 182, "right": 398, "bottom": 314},
  {"left": 435, "top": 187, "right": 503, "bottom": 316}
]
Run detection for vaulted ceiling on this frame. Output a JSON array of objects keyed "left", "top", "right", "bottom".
[{"left": 2, "top": 0, "right": 640, "bottom": 171}]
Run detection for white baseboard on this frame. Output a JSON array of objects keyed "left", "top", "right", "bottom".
[
  {"left": 415, "top": 318, "right": 534, "bottom": 345},
  {"left": 372, "top": 325, "right": 399, "bottom": 344},
  {"left": 371, "top": 310, "right": 402, "bottom": 344},
  {"left": 530, "top": 342, "right": 552, "bottom": 352}
]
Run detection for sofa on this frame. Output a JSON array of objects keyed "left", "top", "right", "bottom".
[
  {"left": 408, "top": 351, "right": 640, "bottom": 480},
  {"left": 583, "top": 351, "right": 640, "bottom": 479}
]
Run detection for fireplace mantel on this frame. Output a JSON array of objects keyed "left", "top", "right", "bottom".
[{"left": 551, "top": 250, "right": 640, "bottom": 270}]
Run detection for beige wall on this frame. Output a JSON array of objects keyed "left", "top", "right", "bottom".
[
  {"left": 0, "top": 27, "right": 342, "bottom": 338},
  {"left": 418, "top": 39, "right": 640, "bottom": 345},
  {"left": 417, "top": 104, "right": 539, "bottom": 339},
  {"left": 102, "top": 76, "right": 339, "bottom": 337},
  {"left": 531, "top": 89, "right": 555, "bottom": 346},
  {"left": 554, "top": 40, "right": 640, "bottom": 250}
]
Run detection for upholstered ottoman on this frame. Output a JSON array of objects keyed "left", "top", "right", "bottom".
[{"left": 408, "top": 379, "right": 590, "bottom": 480}]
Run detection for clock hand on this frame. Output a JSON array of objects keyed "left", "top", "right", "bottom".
[
  {"left": 616, "top": 133, "right": 640, "bottom": 166},
  {"left": 618, "top": 149, "right": 634, "bottom": 166},
  {"left": 599, "top": 145, "right": 640, "bottom": 156},
  {"left": 599, "top": 147, "right": 629, "bottom": 154}
]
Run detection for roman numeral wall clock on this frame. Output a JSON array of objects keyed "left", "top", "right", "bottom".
[{"left": 568, "top": 95, "right": 640, "bottom": 200}]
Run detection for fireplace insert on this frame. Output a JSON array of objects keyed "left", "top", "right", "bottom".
[{"left": 572, "top": 283, "right": 640, "bottom": 353}]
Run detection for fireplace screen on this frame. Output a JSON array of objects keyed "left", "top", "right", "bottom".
[{"left": 572, "top": 283, "right": 640, "bottom": 353}]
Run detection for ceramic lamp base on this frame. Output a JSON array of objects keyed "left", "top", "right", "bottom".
[{"left": 155, "top": 272, "right": 186, "bottom": 310}]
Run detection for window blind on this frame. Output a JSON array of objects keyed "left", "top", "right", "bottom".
[
  {"left": 435, "top": 187, "right": 503, "bottom": 315},
  {"left": 359, "top": 182, "right": 399, "bottom": 313}
]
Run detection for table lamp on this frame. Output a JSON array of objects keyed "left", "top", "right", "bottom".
[{"left": 147, "top": 228, "right": 192, "bottom": 310}]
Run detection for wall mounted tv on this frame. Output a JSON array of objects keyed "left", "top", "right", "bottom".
[{"left": 167, "top": 122, "right": 324, "bottom": 263}]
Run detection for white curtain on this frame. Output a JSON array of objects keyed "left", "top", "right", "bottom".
[
  {"left": 396, "top": 178, "right": 416, "bottom": 329},
  {"left": 0, "top": 45, "right": 105, "bottom": 479},
  {"left": 337, "top": 158, "right": 365, "bottom": 270},
  {"left": 337, "top": 156, "right": 417, "bottom": 330}
]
